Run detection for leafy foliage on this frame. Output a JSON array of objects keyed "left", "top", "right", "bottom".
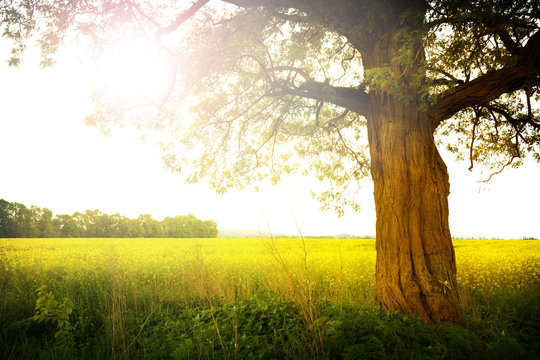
[
  {"left": 31, "top": 285, "right": 74, "bottom": 345},
  {"left": 426, "top": 0, "right": 540, "bottom": 171},
  {"left": 2, "top": 0, "right": 539, "bottom": 209},
  {"left": 159, "top": 7, "right": 369, "bottom": 201}
]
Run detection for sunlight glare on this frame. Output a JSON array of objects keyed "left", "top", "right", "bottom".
[{"left": 95, "top": 36, "right": 174, "bottom": 104}]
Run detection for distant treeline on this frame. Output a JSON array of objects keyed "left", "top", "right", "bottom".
[{"left": 0, "top": 199, "right": 218, "bottom": 238}]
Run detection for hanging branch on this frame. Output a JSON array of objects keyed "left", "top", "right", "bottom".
[{"left": 468, "top": 108, "right": 480, "bottom": 171}]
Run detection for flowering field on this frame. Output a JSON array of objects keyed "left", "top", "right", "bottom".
[{"left": 1, "top": 238, "right": 539, "bottom": 359}]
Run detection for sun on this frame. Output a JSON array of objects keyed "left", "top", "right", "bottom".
[{"left": 94, "top": 35, "right": 175, "bottom": 105}]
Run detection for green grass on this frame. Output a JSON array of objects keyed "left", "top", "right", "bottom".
[{"left": 0, "top": 238, "right": 539, "bottom": 359}]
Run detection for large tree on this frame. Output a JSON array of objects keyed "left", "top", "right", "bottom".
[{"left": 2, "top": 0, "right": 539, "bottom": 323}]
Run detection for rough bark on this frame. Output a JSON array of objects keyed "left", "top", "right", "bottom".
[
  {"left": 366, "top": 95, "right": 463, "bottom": 323},
  {"left": 361, "top": 5, "right": 464, "bottom": 324}
]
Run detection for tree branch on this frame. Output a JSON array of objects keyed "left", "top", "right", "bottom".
[
  {"left": 493, "top": 26, "right": 522, "bottom": 55},
  {"left": 330, "top": 122, "right": 366, "bottom": 169},
  {"left": 269, "top": 80, "right": 369, "bottom": 116},
  {"left": 480, "top": 156, "right": 517, "bottom": 183},
  {"left": 431, "top": 30, "right": 540, "bottom": 126},
  {"left": 484, "top": 103, "right": 540, "bottom": 134},
  {"left": 271, "top": 66, "right": 311, "bottom": 81},
  {"left": 155, "top": 0, "right": 209, "bottom": 38},
  {"left": 468, "top": 108, "right": 480, "bottom": 171},
  {"left": 430, "top": 67, "right": 465, "bottom": 84}
]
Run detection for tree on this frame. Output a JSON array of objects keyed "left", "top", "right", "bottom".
[
  {"left": 11, "top": 202, "right": 38, "bottom": 237},
  {"left": 2, "top": 0, "right": 539, "bottom": 323},
  {"left": 0, "top": 199, "right": 14, "bottom": 237},
  {"left": 71, "top": 212, "right": 88, "bottom": 237},
  {"left": 203, "top": 220, "right": 219, "bottom": 238},
  {"left": 162, "top": 215, "right": 192, "bottom": 238},
  {"left": 138, "top": 214, "right": 164, "bottom": 238},
  {"left": 114, "top": 214, "right": 145, "bottom": 238},
  {"left": 94, "top": 212, "right": 115, "bottom": 237},
  {"left": 54, "top": 214, "right": 84, "bottom": 238},
  {"left": 35, "top": 207, "right": 57, "bottom": 238}
]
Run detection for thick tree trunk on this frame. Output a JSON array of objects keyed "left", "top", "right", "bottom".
[
  {"left": 360, "top": 4, "right": 464, "bottom": 324},
  {"left": 366, "top": 96, "right": 463, "bottom": 324}
]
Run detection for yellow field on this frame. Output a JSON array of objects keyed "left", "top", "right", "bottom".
[
  {"left": 1, "top": 237, "right": 540, "bottom": 359},
  {"left": 1, "top": 237, "right": 538, "bottom": 309}
]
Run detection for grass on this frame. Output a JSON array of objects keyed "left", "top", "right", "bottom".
[{"left": 0, "top": 237, "right": 538, "bottom": 359}]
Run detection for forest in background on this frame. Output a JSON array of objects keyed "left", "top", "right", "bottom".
[{"left": 0, "top": 199, "right": 218, "bottom": 238}]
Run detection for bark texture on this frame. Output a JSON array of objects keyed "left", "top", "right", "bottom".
[
  {"left": 361, "top": 3, "right": 464, "bottom": 324},
  {"left": 366, "top": 96, "right": 462, "bottom": 323}
]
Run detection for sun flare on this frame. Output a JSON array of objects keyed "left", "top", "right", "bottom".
[{"left": 94, "top": 36, "right": 174, "bottom": 104}]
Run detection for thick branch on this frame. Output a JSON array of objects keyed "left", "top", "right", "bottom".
[
  {"left": 226, "top": 0, "right": 371, "bottom": 52},
  {"left": 493, "top": 26, "right": 522, "bottom": 55},
  {"left": 270, "top": 80, "right": 369, "bottom": 116},
  {"left": 156, "top": 0, "right": 209, "bottom": 37},
  {"left": 431, "top": 31, "right": 540, "bottom": 126}
]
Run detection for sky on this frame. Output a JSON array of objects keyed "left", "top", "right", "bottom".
[{"left": 0, "top": 37, "right": 539, "bottom": 239}]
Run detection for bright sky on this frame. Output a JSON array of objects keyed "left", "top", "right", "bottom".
[{"left": 0, "top": 37, "right": 539, "bottom": 238}]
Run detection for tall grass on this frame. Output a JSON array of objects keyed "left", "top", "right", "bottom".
[{"left": 0, "top": 237, "right": 538, "bottom": 359}]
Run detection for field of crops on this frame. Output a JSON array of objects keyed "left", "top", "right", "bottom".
[{"left": 1, "top": 238, "right": 539, "bottom": 359}]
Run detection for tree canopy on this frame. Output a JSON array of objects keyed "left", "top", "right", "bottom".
[{"left": 2, "top": 1, "right": 538, "bottom": 206}]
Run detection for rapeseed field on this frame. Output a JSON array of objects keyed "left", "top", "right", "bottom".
[{"left": 1, "top": 238, "right": 538, "bottom": 359}]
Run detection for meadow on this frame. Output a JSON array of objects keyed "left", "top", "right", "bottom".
[{"left": 0, "top": 237, "right": 539, "bottom": 359}]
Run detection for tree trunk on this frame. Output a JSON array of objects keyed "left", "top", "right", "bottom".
[
  {"left": 361, "top": 6, "right": 464, "bottom": 324},
  {"left": 366, "top": 95, "right": 463, "bottom": 324}
]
